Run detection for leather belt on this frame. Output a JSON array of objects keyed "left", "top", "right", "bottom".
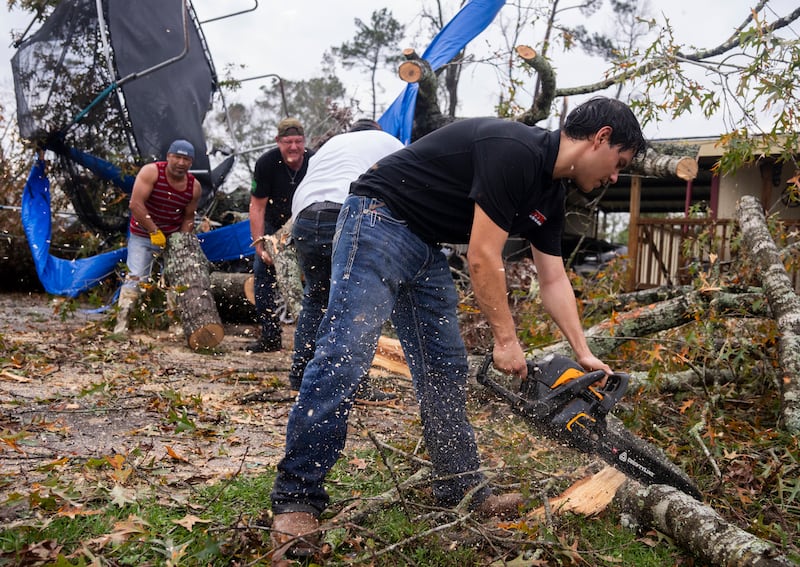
[{"left": 298, "top": 201, "right": 341, "bottom": 221}]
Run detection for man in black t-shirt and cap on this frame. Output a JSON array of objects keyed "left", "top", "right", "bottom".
[
  {"left": 246, "top": 118, "right": 314, "bottom": 352},
  {"left": 267, "top": 97, "right": 647, "bottom": 558}
]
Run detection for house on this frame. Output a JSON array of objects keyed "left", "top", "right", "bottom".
[{"left": 567, "top": 137, "right": 800, "bottom": 291}]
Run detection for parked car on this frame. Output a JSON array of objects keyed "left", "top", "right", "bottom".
[{"left": 562, "top": 236, "right": 627, "bottom": 277}]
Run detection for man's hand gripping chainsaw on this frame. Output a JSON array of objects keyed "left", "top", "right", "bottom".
[{"left": 477, "top": 353, "right": 701, "bottom": 499}]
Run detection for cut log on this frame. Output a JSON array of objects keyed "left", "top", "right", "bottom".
[
  {"left": 164, "top": 232, "right": 224, "bottom": 350},
  {"left": 395, "top": 48, "right": 453, "bottom": 141},
  {"left": 257, "top": 220, "right": 303, "bottom": 321},
  {"left": 737, "top": 195, "right": 800, "bottom": 433},
  {"left": 208, "top": 271, "right": 257, "bottom": 323},
  {"left": 616, "top": 480, "right": 797, "bottom": 566},
  {"left": 398, "top": 48, "right": 424, "bottom": 83},
  {"left": 631, "top": 146, "right": 698, "bottom": 181}
]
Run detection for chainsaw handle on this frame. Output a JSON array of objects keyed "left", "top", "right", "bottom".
[
  {"left": 476, "top": 353, "right": 494, "bottom": 386},
  {"left": 476, "top": 353, "right": 552, "bottom": 420}
]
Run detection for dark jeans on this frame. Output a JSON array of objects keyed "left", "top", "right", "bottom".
[
  {"left": 271, "top": 195, "right": 489, "bottom": 517},
  {"left": 253, "top": 238, "right": 281, "bottom": 345},
  {"left": 287, "top": 207, "right": 338, "bottom": 390}
]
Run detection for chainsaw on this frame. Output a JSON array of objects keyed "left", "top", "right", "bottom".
[{"left": 476, "top": 353, "right": 702, "bottom": 499}]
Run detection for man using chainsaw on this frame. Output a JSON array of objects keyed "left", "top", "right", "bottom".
[{"left": 268, "top": 97, "right": 646, "bottom": 558}]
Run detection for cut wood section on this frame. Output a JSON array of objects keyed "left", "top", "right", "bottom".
[
  {"left": 528, "top": 466, "right": 627, "bottom": 519},
  {"left": 370, "top": 336, "right": 411, "bottom": 378},
  {"left": 164, "top": 232, "right": 224, "bottom": 350},
  {"left": 398, "top": 60, "right": 423, "bottom": 83},
  {"left": 515, "top": 45, "right": 536, "bottom": 60}
]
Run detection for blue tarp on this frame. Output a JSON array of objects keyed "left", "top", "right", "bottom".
[
  {"left": 21, "top": 0, "right": 505, "bottom": 297},
  {"left": 22, "top": 158, "right": 253, "bottom": 297},
  {"left": 378, "top": 0, "right": 505, "bottom": 143}
]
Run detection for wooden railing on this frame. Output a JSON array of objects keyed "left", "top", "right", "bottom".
[{"left": 629, "top": 217, "right": 800, "bottom": 291}]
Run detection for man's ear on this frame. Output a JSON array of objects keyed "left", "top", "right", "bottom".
[{"left": 593, "top": 125, "right": 613, "bottom": 148}]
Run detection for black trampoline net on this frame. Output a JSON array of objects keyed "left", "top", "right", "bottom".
[
  {"left": 11, "top": 0, "right": 133, "bottom": 160},
  {"left": 11, "top": 0, "right": 218, "bottom": 235}
]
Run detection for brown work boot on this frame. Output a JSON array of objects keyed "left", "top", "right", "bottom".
[
  {"left": 473, "top": 492, "right": 525, "bottom": 520},
  {"left": 270, "top": 511, "right": 321, "bottom": 559}
]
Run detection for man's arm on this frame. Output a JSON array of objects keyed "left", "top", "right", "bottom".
[
  {"left": 532, "top": 248, "right": 611, "bottom": 374},
  {"left": 467, "top": 204, "right": 527, "bottom": 378},
  {"left": 129, "top": 164, "right": 160, "bottom": 234},
  {"left": 248, "top": 195, "right": 270, "bottom": 263},
  {"left": 180, "top": 179, "right": 202, "bottom": 233}
]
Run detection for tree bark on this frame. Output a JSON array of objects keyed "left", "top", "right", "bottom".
[
  {"left": 164, "top": 232, "right": 224, "bottom": 350},
  {"left": 257, "top": 220, "right": 303, "bottom": 322},
  {"left": 397, "top": 48, "right": 454, "bottom": 141},
  {"left": 736, "top": 195, "right": 800, "bottom": 433},
  {"left": 616, "top": 480, "right": 796, "bottom": 566},
  {"left": 530, "top": 287, "right": 773, "bottom": 361},
  {"left": 514, "top": 46, "right": 557, "bottom": 126},
  {"left": 630, "top": 146, "right": 698, "bottom": 181},
  {"left": 208, "top": 271, "right": 256, "bottom": 323}
]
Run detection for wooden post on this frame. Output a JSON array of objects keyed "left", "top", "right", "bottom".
[
  {"left": 164, "top": 232, "right": 224, "bottom": 349},
  {"left": 626, "top": 175, "right": 642, "bottom": 292}
]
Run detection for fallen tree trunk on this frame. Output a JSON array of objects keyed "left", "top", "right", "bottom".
[
  {"left": 616, "top": 480, "right": 796, "bottom": 566},
  {"left": 531, "top": 288, "right": 774, "bottom": 361},
  {"left": 736, "top": 195, "right": 800, "bottom": 433},
  {"left": 164, "top": 232, "right": 224, "bottom": 350},
  {"left": 209, "top": 271, "right": 256, "bottom": 323}
]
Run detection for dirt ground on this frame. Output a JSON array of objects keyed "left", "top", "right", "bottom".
[{"left": 0, "top": 292, "right": 425, "bottom": 516}]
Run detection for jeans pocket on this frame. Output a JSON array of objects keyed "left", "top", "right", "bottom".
[{"left": 369, "top": 202, "right": 408, "bottom": 228}]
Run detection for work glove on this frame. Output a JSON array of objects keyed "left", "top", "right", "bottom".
[{"left": 150, "top": 229, "right": 166, "bottom": 248}]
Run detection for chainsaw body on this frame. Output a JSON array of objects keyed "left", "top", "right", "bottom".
[{"left": 477, "top": 353, "right": 702, "bottom": 499}]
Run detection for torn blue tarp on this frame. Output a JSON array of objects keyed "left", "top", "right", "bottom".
[
  {"left": 378, "top": 0, "right": 505, "bottom": 144},
  {"left": 21, "top": 158, "right": 253, "bottom": 297}
]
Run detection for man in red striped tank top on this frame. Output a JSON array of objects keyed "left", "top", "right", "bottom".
[{"left": 113, "top": 139, "right": 202, "bottom": 334}]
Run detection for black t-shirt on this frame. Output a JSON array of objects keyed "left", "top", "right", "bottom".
[
  {"left": 251, "top": 147, "right": 315, "bottom": 232},
  {"left": 350, "top": 117, "right": 565, "bottom": 256}
]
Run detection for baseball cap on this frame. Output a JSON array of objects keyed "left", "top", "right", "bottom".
[
  {"left": 349, "top": 119, "right": 381, "bottom": 132},
  {"left": 277, "top": 118, "right": 304, "bottom": 137},
  {"left": 167, "top": 139, "right": 195, "bottom": 159}
]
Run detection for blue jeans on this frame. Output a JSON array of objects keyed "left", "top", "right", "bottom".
[
  {"left": 122, "top": 233, "right": 162, "bottom": 288},
  {"left": 253, "top": 234, "right": 282, "bottom": 344},
  {"left": 288, "top": 211, "right": 337, "bottom": 390},
  {"left": 270, "top": 194, "right": 489, "bottom": 516}
]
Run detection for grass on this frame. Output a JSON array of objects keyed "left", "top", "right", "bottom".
[{"left": 0, "top": 426, "right": 693, "bottom": 567}]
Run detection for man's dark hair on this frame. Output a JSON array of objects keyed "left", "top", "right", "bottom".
[
  {"left": 563, "top": 97, "right": 646, "bottom": 157},
  {"left": 349, "top": 119, "right": 382, "bottom": 132}
]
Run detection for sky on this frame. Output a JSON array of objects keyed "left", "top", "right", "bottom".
[{"left": 1, "top": 0, "right": 798, "bottom": 143}]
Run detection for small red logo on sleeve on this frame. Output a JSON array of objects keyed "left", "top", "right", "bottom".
[{"left": 529, "top": 209, "right": 546, "bottom": 225}]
